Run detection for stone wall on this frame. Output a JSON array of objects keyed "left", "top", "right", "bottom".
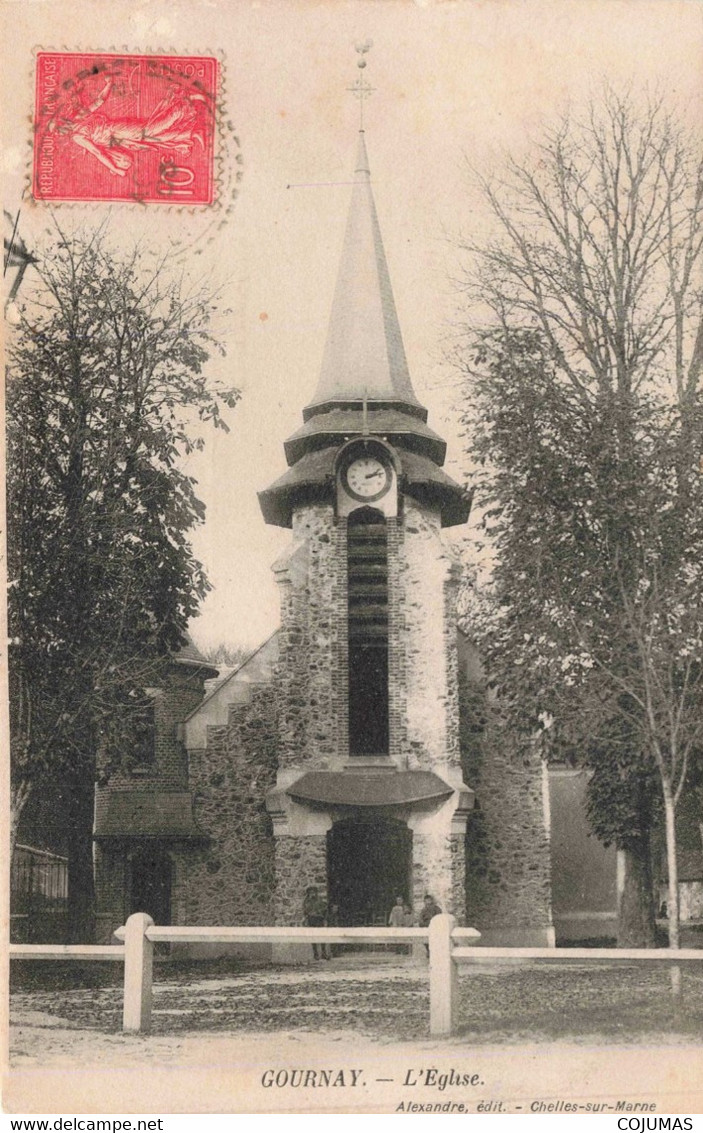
[
  {"left": 331, "top": 517, "right": 350, "bottom": 760},
  {"left": 411, "top": 829, "right": 466, "bottom": 925},
  {"left": 387, "top": 516, "right": 409, "bottom": 761},
  {"left": 274, "top": 504, "right": 344, "bottom": 768},
  {"left": 464, "top": 742, "right": 552, "bottom": 933},
  {"left": 274, "top": 834, "right": 328, "bottom": 926},
  {"left": 271, "top": 496, "right": 465, "bottom": 778},
  {"left": 399, "top": 501, "right": 462, "bottom": 772},
  {"left": 184, "top": 684, "right": 278, "bottom": 925},
  {"left": 447, "top": 833, "right": 467, "bottom": 926},
  {"left": 458, "top": 641, "right": 553, "bottom": 943}
]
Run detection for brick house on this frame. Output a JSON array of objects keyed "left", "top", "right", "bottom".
[{"left": 94, "top": 128, "right": 637, "bottom": 952}]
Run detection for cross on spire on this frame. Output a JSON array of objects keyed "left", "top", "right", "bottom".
[{"left": 347, "top": 39, "right": 374, "bottom": 130}]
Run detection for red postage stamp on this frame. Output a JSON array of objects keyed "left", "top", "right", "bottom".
[{"left": 33, "top": 53, "right": 219, "bottom": 205}]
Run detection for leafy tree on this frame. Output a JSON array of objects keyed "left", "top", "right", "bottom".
[
  {"left": 6, "top": 226, "right": 238, "bottom": 939},
  {"left": 456, "top": 90, "right": 703, "bottom": 947}
]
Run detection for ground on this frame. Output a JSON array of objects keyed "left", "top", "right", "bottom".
[{"left": 6, "top": 954, "right": 703, "bottom": 1113}]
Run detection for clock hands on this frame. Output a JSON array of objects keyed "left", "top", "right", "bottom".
[{"left": 343, "top": 455, "right": 390, "bottom": 500}]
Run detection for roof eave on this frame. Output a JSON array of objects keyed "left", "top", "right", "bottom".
[{"left": 302, "top": 397, "right": 427, "bottom": 424}]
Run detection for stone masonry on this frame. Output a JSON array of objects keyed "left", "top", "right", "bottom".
[
  {"left": 399, "top": 500, "right": 462, "bottom": 774},
  {"left": 273, "top": 504, "right": 343, "bottom": 771},
  {"left": 274, "top": 835, "right": 328, "bottom": 926},
  {"left": 459, "top": 640, "right": 554, "bottom": 945},
  {"left": 184, "top": 684, "right": 277, "bottom": 926}
]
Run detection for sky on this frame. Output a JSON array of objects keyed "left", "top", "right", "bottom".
[{"left": 3, "top": 0, "right": 703, "bottom": 653}]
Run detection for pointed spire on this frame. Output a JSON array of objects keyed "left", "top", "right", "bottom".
[
  {"left": 305, "top": 130, "right": 425, "bottom": 418},
  {"left": 260, "top": 49, "right": 471, "bottom": 530},
  {"left": 355, "top": 128, "right": 371, "bottom": 176}
]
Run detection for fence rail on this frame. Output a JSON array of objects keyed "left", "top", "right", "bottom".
[
  {"left": 452, "top": 945, "right": 703, "bottom": 962},
  {"left": 113, "top": 924, "right": 433, "bottom": 945},
  {"left": 10, "top": 913, "right": 702, "bottom": 1037},
  {"left": 10, "top": 944, "right": 125, "bottom": 961}
]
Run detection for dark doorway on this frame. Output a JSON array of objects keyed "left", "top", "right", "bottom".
[
  {"left": 327, "top": 817, "right": 412, "bottom": 926},
  {"left": 128, "top": 850, "right": 172, "bottom": 924}
]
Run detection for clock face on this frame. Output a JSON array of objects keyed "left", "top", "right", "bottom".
[{"left": 342, "top": 455, "right": 392, "bottom": 502}]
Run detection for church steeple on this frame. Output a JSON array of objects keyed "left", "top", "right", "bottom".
[
  {"left": 259, "top": 50, "right": 471, "bottom": 531},
  {"left": 304, "top": 129, "right": 425, "bottom": 419}
]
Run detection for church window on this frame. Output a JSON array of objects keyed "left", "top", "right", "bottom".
[{"left": 347, "top": 507, "right": 389, "bottom": 755}]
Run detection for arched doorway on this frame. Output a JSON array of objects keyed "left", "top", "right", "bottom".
[
  {"left": 128, "top": 850, "right": 172, "bottom": 924},
  {"left": 327, "top": 816, "right": 412, "bottom": 926}
]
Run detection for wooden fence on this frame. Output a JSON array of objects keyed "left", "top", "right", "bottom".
[
  {"left": 10, "top": 913, "right": 703, "bottom": 1037},
  {"left": 11, "top": 844, "right": 69, "bottom": 943}
]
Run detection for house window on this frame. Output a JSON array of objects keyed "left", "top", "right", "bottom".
[
  {"left": 347, "top": 507, "right": 389, "bottom": 755},
  {"left": 131, "top": 700, "right": 156, "bottom": 769}
]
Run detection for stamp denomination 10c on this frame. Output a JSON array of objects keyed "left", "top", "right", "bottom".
[{"left": 33, "top": 52, "right": 218, "bottom": 205}]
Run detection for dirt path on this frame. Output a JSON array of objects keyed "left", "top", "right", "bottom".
[{"left": 6, "top": 959, "right": 703, "bottom": 1114}]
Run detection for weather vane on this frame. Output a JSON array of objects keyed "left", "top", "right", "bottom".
[{"left": 347, "top": 40, "right": 374, "bottom": 130}]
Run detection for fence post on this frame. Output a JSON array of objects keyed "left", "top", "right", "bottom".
[
  {"left": 429, "top": 913, "right": 457, "bottom": 1036},
  {"left": 123, "top": 912, "right": 154, "bottom": 1034}
]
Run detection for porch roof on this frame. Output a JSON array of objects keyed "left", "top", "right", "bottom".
[{"left": 286, "top": 770, "right": 459, "bottom": 808}]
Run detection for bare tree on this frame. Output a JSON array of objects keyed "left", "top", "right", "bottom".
[{"left": 457, "top": 88, "right": 703, "bottom": 947}]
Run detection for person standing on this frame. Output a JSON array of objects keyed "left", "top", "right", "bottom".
[
  {"left": 302, "top": 886, "right": 329, "bottom": 960},
  {"left": 388, "top": 895, "right": 405, "bottom": 926},
  {"left": 403, "top": 902, "right": 417, "bottom": 956},
  {"left": 389, "top": 895, "right": 406, "bottom": 954},
  {"left": 419, "top": 893, "right": 442, "bottom": 956},
  {"left": 419, "top": 893, "right": 442, "bottom": 926}
]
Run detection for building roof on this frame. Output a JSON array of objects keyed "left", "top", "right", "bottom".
[
  {"left": 286, "top": 770, "right": 462, "bottom": 808},
  {"left": 94, "top": 791, "right": 204, "bottom": 839},
  {"left": 285, "top": 406, "right": 446, "bottom": 465},
  {"left": 173, "top": 635, "right": 219, "bottom": 676},
  {"left": 305, "top": 132, "right": 425, "bottom": 419},
  {"left": 258, "top": 445, "right": 472, "bottom": 528},
  {"left": 401, "top": 451, "right": 473, "bottom": 525}
]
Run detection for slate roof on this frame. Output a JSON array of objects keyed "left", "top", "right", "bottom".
[
  {"left": 305, "top": 132, "right": 425, "bottom": 417},
  {"left": 94, "top": 791, "right": 204, "bottom": 839},
  {"left": 259, "top": 446, "right": 471, "bottom": 528},
  {"left": 285, "top": 406, "right": 445, "bottom": 465},
  {"left": 173, "top": 635, "right": 218, "bottom": 675}
]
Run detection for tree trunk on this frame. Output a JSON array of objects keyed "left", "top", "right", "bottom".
[
  {"left": 10, "top": 778, "right": 33, "bottom": 862},
  {"left": 662, "top": 779, "right": 680, "bottom": 950},
  {"left": 65, "top": 774, "right": 97, "bottom": 943},
  {"left": 617, "top": 838, "right": 656, "bottom": 948}
]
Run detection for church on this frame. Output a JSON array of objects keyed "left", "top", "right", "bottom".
[{"left": 93, "top": 117, "right": 627, "bottom": 954}]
